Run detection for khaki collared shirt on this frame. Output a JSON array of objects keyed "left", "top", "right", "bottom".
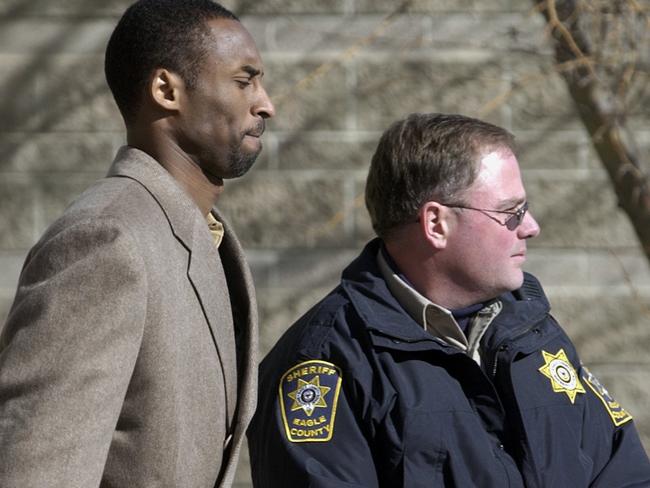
[
  {"left": 376, "top": 249, "right": 501, "bottom": 365},
  {"left": 206, "top": 212, "right": 224, "bottom": 249}
]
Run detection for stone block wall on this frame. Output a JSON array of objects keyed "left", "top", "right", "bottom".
[{"left": 0, "top": 1, "right": 648, "bottom": 486}]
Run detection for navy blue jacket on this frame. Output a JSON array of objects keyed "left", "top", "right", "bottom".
[{"left": 248, "top": 240, "right": 650, "bottom": 487}]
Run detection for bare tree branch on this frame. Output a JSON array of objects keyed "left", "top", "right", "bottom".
[{"left": 534, "top": 0, "right": 650, "bottom": 262}]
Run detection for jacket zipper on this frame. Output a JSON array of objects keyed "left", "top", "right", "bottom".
[
  {"left": 492, "top": 343, "right": 509, "bottom": 377},
  {"left": 490, "top": 322, "right": 542, "bottom": 378},
  {"left": 491, "top": 323, "right": 546, "bottom": 488}
]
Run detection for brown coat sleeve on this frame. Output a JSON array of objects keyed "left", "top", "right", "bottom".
[{"left": 0, "top": 216, "right": 147, "bottom": 487}]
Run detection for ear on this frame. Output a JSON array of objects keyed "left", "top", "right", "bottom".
[
  {"left": 418, "top": 201, "right": 452, "bottom": 250},
  {"left": 149, "top": 68, "right": 184, "bottom": 112}
]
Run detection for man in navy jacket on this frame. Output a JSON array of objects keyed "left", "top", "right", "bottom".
[{"left": 248, "top": 113, "right": 650, "bottom": 487}]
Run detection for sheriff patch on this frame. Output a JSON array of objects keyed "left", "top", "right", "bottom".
[
  {"left": 581, "top": 366, "right": 633, "bottom": 427},
  {"left": 279, "top": 359, "right": 342, "bottom": 443},
  {"left": 538, "top": 349, "right": 585, "bottom": 404}
]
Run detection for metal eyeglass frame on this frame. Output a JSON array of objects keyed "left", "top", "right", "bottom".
[{"left": 441, "top": 201, "right": 529, "bottom": 231}]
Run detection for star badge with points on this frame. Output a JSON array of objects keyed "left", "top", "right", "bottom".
[
  {"left": 288, "top": 376, "right": 331, "bottom": 416},
  {"left": 538, "top": 348, "right": 585, "bottom": 404}
]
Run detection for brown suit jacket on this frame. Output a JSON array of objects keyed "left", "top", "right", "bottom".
[{"left": 0, "top": 147, "right": 258, "bottom": 487}]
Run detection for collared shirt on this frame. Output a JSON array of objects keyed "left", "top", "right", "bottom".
[
  {"left": 206, "top": 212, "right": 224, "bottom": 249},
  {"left": 376, "top": 248, "right": 501, "bottom": 365}
]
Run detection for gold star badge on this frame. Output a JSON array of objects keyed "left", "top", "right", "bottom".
[
  {"left": 288, "top": 376, "right": 331, "bottom": 416},
  {"left": 538, "top": 349, "right": 585, "bottom": 404}
]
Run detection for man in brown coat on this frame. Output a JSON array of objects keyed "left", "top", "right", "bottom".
[{"left": 0, "top": 1, "right": 274, "bottom": 486}]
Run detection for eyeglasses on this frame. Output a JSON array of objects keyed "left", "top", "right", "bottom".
[{"left": 442, "top": 201, "right": 529, "bottom": 231}]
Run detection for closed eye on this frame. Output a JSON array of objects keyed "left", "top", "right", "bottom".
[
  {"left": 511, "top": 201, "right": 527, "bottom": 213},
  {"left": 501, "top": 200, "right": 526, "bottom": 213}
]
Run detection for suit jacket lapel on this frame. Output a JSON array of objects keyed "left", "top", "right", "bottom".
[
  {"left": 187, "top": 216, "right": 238, "bottom": 429},
  {"left": 211, "top": 208, "right": 259, "bottom": 488},
  {"left": 213, "top": 209, "right": 258, "bottom": 421},
  {"left": 106, "top": 146, "right": 239, "bottom": 429}
]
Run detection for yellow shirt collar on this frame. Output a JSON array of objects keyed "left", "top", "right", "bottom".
[{"left": 206, "top": 212, "right": 224, "bottom": 249}]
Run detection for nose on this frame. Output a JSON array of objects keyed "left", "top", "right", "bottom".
[
  {"left": 518, "top": 210, "right": 540, "bottom": 239},
  {"left": 253, "top": 85, "right": 275, "bottom": 119}
]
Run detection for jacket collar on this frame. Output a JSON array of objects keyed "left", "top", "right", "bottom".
[
  {"left": 341, "top": 239, "right": 437, "bottom": 344},
  {"left": 481, "top": 274, "right": 552, "bottom": 354},
  {"left": 376, "top": 247, "right": 469, "bottom": 350},
  {"left": 107, "top": 146, "right": 199, "bottom": 250},
  {"left": 341, "top": 239, "right": 552, "bottom": 352}
]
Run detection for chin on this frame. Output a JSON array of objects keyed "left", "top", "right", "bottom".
[
  {"left": 507, "top": 271, "right": 525, "bottom": 291},
  {"left": 493, "top": 271, "right": 525, "bottom": 296},
  {"left": 226, "top": 158, "right": 257, "bottom": 178},
  {"left": 225, "top": 148, "right": 261, "bottom": 178}
]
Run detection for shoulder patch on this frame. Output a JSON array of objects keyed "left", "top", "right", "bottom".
[
  {"left": 279, "top": 359, "right": 342, "bottom": 443},
  {"left": 581, "top": 366, "right": 633, "bottom": 427},
  {"left": 538, "top": 348, "right": 585, "bottom": 404}
]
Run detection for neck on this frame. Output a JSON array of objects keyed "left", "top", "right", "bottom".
[
  {"left": 127, "top": 125, "right": 223, "bottom": 215},
  {"left": 384, "top": 238, "right": 491, "bottom": 310}
]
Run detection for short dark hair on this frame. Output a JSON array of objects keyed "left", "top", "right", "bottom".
[
  {"left": 365, "top": 113, "right": 516, "bottom": 238},
  {"left": 105, "top": 0, "right": 238, "bottom": 123}
]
